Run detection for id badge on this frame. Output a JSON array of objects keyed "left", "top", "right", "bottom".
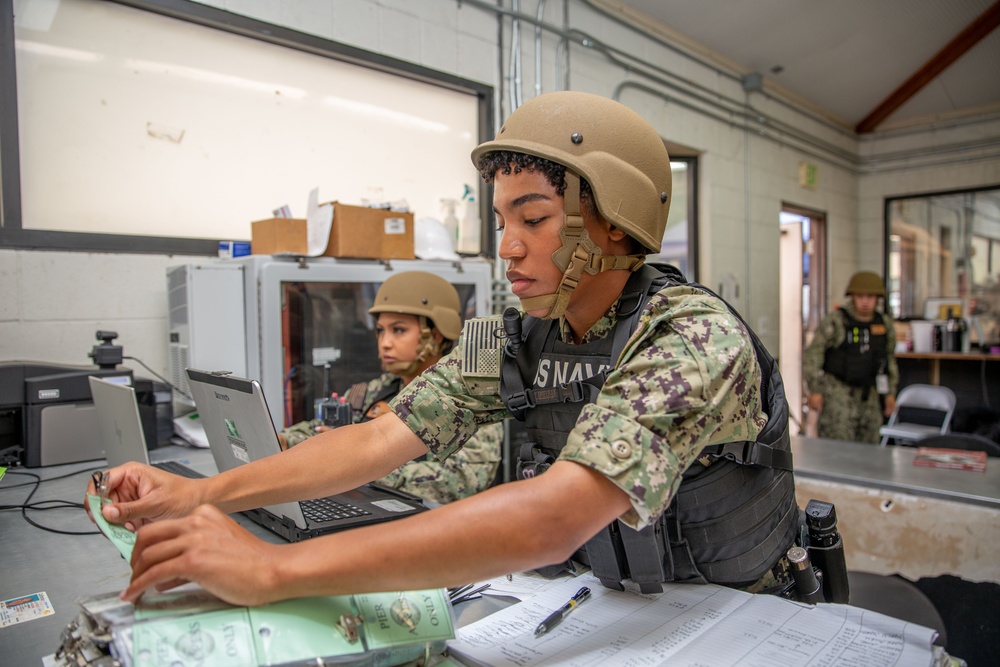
[{"left": 876, "top": 374, "right": 890, "bottom": 395}]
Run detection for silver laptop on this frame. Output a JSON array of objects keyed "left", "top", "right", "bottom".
[
  {"left": 88, "top": 376, "right": 203, "bottom": 478},
  {"left": 185, "top": 368, "right": 426, "bottom": 542}
]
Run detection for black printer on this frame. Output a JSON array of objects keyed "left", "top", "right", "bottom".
[
  {"left": 0, "top": 361, "right": 133, "bottom": 467},
  {"left": 1, "top": 331, "right": 174, "bottom": 467}
]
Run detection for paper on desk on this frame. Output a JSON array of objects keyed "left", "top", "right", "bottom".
[
  {"left": 478, "top": 570, "right": 586, "bottom": 599},
  {"left": 449, "top": 573, "right": 937, "bottom": 667},
  {"left": 305, "top": 187, "right": 334, "bottom": 257},
  {"left": 173, "top": 411, "right": 209, "bottom": 448}
]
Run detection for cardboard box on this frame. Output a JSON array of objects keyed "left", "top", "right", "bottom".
[
  {"left": 250, "top": 203, "right": 414, "bottom": 259},
  {"left": 251, "top": 218, "right": 308, "bottom": 255},
  {"left": 325, "top": 201, "right": 414, "bottom": 260}
]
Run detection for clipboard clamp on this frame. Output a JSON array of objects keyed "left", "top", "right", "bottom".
[
  {"left": 91, "top": 470, "right": 111, "bottom": 505},
  {"left": 336, "top": 613, "right": 365, "bottom": 643}
]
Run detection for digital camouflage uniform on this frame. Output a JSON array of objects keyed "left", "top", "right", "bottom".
[
  {"left": 802, "top": 302, "right": 898, "bottom": 443},
  {"left": 392, "top": 284, "right": 767, "bottom": 533},
  {"left": 282, "top": 372, "right": 502, "bottom": 504}
]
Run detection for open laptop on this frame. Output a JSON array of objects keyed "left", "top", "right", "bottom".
[
  {"left": 88, "top": 375, "right": 204, "bottom": 478},
  {"left": 185, "top": 368, "right": 427, "bottom": 542}
]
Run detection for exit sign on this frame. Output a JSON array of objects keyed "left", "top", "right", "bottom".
[{"left": 799, "top": 162, "right": 818, "bottom": 189}]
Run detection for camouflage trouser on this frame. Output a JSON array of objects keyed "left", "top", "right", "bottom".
[{"left": 816, "top": 377, "right": 884, "bottom": 444}]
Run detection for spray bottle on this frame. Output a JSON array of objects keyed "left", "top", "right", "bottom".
[
  {"left": 441, "top": 199, "right": 459, "bottom": 251},
  {"left": 458, "top": 184, "right": 481, "bottom": 255}
]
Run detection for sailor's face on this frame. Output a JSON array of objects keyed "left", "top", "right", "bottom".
[
  {"left": 375, "top": 312, "right": 422, "bottom": 369},
  {"left": 493, "top": 168, "right": 567, "bottom": 317},
  {"left": 852, "top": 294, "right": 878, "bottom": 319}
]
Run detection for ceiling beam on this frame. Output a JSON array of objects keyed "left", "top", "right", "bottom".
[{"left": 855, "top": 0, "right": 1000, "bottom": 134}]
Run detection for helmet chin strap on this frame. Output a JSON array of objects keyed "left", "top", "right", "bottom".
[
  {"left": 382, "top": 318, "right": 442, "bottom": 377},
  {"left": 518, "top": 171, "right": 646, "bottom": 320}
]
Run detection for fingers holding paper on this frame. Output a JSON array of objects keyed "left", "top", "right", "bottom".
[
  {"left": 85, "top": 462, "right": 202, "bottom": 531},
  {"left": 124, "top": 504, "right": 282, "bottom": 607}
]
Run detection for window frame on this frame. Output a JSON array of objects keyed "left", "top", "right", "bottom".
[{"left": 0, "top": 0, "right": 494, "bottom": 257}]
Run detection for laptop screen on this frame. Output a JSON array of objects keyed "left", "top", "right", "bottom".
[
  {"left": 185, "top": 369, "right": 310, "bottom": 529},
  {"left": 88, "top": 376, "right": 149, "bottom": 468}
]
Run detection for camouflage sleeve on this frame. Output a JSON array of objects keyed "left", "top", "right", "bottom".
[
  {"left": 802, "top": 311, "right": 842, "bottom": 394},
  {"left": 280, "top": 419, "right": 322, "bottom": 448},
  {"left": 375, "top": 421, "right": 504, "bottom": 504},
  {"left": 390, "top": 316, "right": 511, "bottom": 460},
  {"left": 558, "top": 287, "right": 767, "bottom": 531}
]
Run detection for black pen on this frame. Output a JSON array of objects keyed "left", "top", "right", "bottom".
[{"left": 534, "top": 586, "right": 591, "bottom": 637}]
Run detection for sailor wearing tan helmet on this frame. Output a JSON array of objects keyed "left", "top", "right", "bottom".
[
  {"left": 280, "top": 271, "right": 503, "bottom": 504},
  {"left": 803, "top": 271, "right": 899, "bottom": 443},
  {"left": 89, "top": 91, "right": 799, "bottom": 605}
]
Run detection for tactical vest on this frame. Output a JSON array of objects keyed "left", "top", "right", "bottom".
[
  {"left": 500, "top": 265, "right": 800, "bottom": 593},
  {"left": 822, "top": 309, "right": 888, "bottom": 388},
  {"left": 345, "top": 376, "right": 402, "bottom": 422}
]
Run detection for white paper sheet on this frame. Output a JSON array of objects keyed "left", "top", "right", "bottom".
[
  {"left": 305, "top": 187, "right": 334, "bottom": 257},
  {"left": 449, "top": 573, "right": 937, "bottom": 667}
]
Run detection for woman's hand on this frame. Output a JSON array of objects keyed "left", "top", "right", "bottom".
[
  {"left": 123, "top": 505, "right": 284, "bottom": 606},
  {"left": 85, "top": 463, "right": 204, "bottom": 532}
]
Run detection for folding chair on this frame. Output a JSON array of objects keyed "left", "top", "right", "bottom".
[{"left": 879, "top": 384, "right": 956, "bottom": 446}]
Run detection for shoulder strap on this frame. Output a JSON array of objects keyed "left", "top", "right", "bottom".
[{"left": 343, "top": 382, "right": 369, "bottom": 413}]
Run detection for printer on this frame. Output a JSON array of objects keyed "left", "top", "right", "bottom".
[
  {"left": 0, "top": 331, "right": 177, "bottom": 468},
  {"left": 0, "top": 361, "right": 133, "bottom": 467}
]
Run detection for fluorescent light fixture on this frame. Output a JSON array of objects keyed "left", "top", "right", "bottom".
[
  {"left": 16, "top": 39, "right": 104, "bottom": 63},
  {"left": 124, "top": 59, "right": 307, "bottom": 99},
  {"left": 321, "top": 95, "right": 450, "bottom": 133}
]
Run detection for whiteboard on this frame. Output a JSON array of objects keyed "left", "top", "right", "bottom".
[{"left": 11, "top": 0, "right": 485, "bottom": 243}]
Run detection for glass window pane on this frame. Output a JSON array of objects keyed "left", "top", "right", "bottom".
[{"left": 887, "top": 186, "right": 1000, "bottom": 348}]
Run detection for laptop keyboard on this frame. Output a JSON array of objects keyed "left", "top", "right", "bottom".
[
  {"left": 302, "top": 497, "right": 371, "bottom": 523},
  {"left": 153, "top": 459, "right": 206, "bottom": 479}
]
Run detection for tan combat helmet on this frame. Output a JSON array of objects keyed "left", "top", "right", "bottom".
[
  {"left": 369, "top": 272, "right": 463, "bottom": 376},
  {"left": 472, "top": 91, "right": 672, "bottom": 319},
  {"left": 845, "top": 271, "right": 886, "bottom": 297}
]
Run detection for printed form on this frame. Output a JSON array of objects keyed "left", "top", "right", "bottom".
[{"left": 449, "top": 573, "right": 937, "bottom": 667}]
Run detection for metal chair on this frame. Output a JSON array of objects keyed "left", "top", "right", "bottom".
[{"left": 879, "top": 384, "right": 956, "bottom": 447}]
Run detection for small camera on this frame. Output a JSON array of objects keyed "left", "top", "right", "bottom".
[{"left": 89, "top": 330, "right": 124, "bottom": 369}]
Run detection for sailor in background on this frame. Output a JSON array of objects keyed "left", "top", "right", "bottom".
[
  {"left": 279, "top": 271, "right": 502, "bottom": 504},
  {"left": 803, "top": 271, "right": 899, "bottom": 443}
]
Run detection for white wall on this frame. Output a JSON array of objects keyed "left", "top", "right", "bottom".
[
  {"left": 0, "top": 249, "right": 182, "bottom": 373},
  {"left": 3, "top": 0, "right": 998, "bottom": 377}
]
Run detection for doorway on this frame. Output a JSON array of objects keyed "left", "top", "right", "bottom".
[{"left": 779, "top": 205, "right": 826, "bottom": 435}]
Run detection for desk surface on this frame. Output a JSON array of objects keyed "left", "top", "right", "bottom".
[
  {"left": 0, "top": 446, "right": 226, "bottom": 666},
  {"left": 791, "top": 435, "right": 1000, "bottom": 508}
]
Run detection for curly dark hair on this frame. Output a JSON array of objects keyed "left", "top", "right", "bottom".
[{"left": 476, "top": 151, "right": 597, "bottom": 219}]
